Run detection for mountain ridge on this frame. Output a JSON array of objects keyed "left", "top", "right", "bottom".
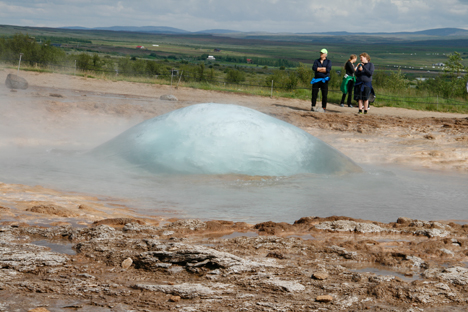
[{"left": 59, "top": 26, "right": 468, "bottom": 37}]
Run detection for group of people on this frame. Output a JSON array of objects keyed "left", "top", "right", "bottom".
[{"left": 311, "top": 49, "right": 374, "bottom": 114}]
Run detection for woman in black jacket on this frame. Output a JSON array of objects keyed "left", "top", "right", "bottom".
[
  {"left": 340, "top": 54, "right": 357, "bottom": 108},
  {"left": 354, "top": 52, "right": 374, "bottom": 114}
]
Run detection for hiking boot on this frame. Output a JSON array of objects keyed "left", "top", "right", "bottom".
[
  {"left": 348, "top": 105, "right": 353, "bottom": 108},
  {"left": 340, "top": 104, "right": 344, "bottom": 107},
  {"left": 364, "top": 110, "right": 368, "bottom": 114}
]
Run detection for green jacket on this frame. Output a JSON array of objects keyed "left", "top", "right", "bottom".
[{"left": 340, "top": 75, "right": 356, "bottom": 94}]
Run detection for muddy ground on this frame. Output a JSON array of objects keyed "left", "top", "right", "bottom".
[
  {"left": 1, "top": 69, "right": 468, "bottom": 311},
  {"left": 1, "top": 217, "right": 468, "bottom": 312}
]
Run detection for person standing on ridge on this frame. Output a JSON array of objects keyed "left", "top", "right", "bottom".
[
  {"left": 354, "top": 52, "right": 374, "bottom": 114},
  {"left": 311, "top": 48, "right": 332, "bottom": 112},
  {"left": 340, "top": 54, "right": 357, "bottom": 108}
]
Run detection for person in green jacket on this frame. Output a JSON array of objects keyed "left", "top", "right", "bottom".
[{"left": 340, "top": 54, "right": 357, "bottom": 108}]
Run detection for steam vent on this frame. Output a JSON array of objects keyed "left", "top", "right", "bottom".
[{"left": 92, "top": 103, "right": 361, "bottom": 176}]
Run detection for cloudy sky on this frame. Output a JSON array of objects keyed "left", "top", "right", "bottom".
[{"left": 1, "top": 0, "right": 468, "bottom": 33}]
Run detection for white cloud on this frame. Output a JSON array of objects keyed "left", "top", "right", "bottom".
[{"left": 0, "top": 0, "right": 467, "bottom": 32}]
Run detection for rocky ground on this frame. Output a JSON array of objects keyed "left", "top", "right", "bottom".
[
  {"left": 1, "top": 68, "right": 468, "bottom": 311},
  {"left": 1, "top": 216, "right": 468, "bottom": 311}
]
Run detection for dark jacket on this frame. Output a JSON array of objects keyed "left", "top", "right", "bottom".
[
  {"left": 355, "top": 62, "right": 374, "bottom": 83},
  {"left": 344, "top": 61, "right": 355, "bottom": 76},
  {"left": 312, "top": 58, "right": 332, "bottom": 79}
]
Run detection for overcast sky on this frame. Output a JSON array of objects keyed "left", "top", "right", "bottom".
[{"left": 1, "top": 0, "right": 468, "bottom": 33}]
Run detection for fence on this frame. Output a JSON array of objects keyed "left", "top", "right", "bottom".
[{"left": 3, "top": 57, "right": 468, "bottom": 109}]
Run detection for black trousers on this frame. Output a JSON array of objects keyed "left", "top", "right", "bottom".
[
  {"left": 340, "top": 80, "right": 354, "bottom": 106},
  {"left": 311, "top": 81, "right": 328, "bottom": 109}
]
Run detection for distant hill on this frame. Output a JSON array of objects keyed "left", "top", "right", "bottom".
[
  {"left": 61, "top": 26, "right": 190, "bottom": 34},
  {"left": 58, "top": 26, "right": 468, "bottom": 37},
  {"left": 298, "top": 28, "right": 468, "bottom": 36},
  {"left": 410, "top": 28, "right": 468, "bottom": 36},
  {"left": 195, "top": 29, "right": 240, "bottom": 34}
]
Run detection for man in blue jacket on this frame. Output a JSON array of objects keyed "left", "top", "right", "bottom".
[{"left": 311, "top": 49, "right": 332, "bottom": 112}]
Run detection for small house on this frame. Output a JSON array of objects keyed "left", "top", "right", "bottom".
[
  {"left": 207, "top": 56, "right": 216, "bottom": 61},
  {"left": 214, "top": 49, "right": 221, "bottom": 52},
  {"left": 246, "top": 59, "right": 252, "bottom": 64},
  {"left": 136, "top": 46, "right": 145, "bottom": 49}
]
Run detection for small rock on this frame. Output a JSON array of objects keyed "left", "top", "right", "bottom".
[
  {"left": 28, "top": 308, "right": 50, "bottom": 312},
  {"left": 397, "top": 217, "right": 412, "bottom": 224},
  {"left": 351, "top": 273, "right": 362, "bottom": 282},
  {"left": 122, "top": 257, "right": 133, "bottom": 269},
  {"left": 49, "top": 93, "right": 64, "bottom": 98},
  {"left": 266, "top": 279, "right": 305, "bottom": 292},
  {"left": 167, "top": 266, "right": 184, "bottom": 274},
  {"left": 266, "top": 252, "right": 285, "bottom": 259},
  {"left": 414, "top": 228, "right": 449, "bottom": 238},
  {"left": 160, "top": 94, "right": 178, "bottom": 101},
  {"left": 312, "top": 272, "right": 329, "bottom": 280},
  {"left": 169, "top": 295, "right": 181, "bottom": 302},
  {"left": 440, "top": 249, "right": 454, "bottom": 256},
  {"left": 77, "top": 273, "right": 95, "bottom": 279},
  {"left": 424, "top": 134, "right": 435, "bottom": 140},
  {"left": 316, "top": 295, "right": 333, "bottom": 303}
]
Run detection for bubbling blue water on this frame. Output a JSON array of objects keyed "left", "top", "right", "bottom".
[{"left": 91, "top": 103, "right": 361, "bottom": 176}]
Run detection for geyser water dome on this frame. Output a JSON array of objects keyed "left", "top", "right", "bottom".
[{"left": 92, "top": 103, "right": 361, "bottom": 176}]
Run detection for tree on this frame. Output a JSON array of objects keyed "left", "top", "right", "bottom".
[
  {"left": 225, "top": 69, "right": 245, "bottom": 84},
  {"left": 76, "top": 53, "right": 92, "bottom": 71},
  {"left": 296, "top": 63, "right": 313, "bottom": 85},
  {"left": 92, "top": 54, "right": 102, "bottom": 71},
  {"left": 285, "top": 72, "right": 298, "bottom": 90},
  {"left": 197, "top": 63, "right": 205, "bottom": 81},
  {"left": 445, "top": 52, "right": 464, "bottom": 76}
]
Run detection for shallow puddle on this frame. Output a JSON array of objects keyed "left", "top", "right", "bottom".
[
  {"left": 350, "top": 265, "right": 421, "bottom": 282},
  {"left": 32, "top": 240, "right": 76, "bottom": 255},
  {"left": 286, "top": 234, "right": 315, "bottom": 240},
  {"left": 377, "top": 239, "right": 411, "bottom": 243},
  {"left": 220, "top": 231, "right": 259, "bottom": 239}
]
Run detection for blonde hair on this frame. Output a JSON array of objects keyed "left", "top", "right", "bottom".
[
  {"left": 345, "top": 54, "right": 357, "bottom": 67},
  {"left": 360, "top": 52, "right": 371, "bottom": 61}
]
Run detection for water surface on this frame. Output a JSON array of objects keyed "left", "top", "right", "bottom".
[{"left": 1, "top": 147, "right": 467, "bottom": 224}]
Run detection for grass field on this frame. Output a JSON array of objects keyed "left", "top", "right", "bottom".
[{"left": 2, "top": 24, "right": 468, "bottom": 72}]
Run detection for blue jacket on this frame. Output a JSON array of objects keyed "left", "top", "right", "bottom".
[{"left": 312, "top": 58, "right": 332, "bottom": 79}]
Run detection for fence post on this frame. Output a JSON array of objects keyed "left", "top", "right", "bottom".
[
  {"left": 17, "top": 53, "right": 23, "bottom": 74},
  {"left": 176, "top": 71, "right": 183, "bottom": 89},
  {"left": 271, "top": 80, "right": 274, "bottom": 98}
]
